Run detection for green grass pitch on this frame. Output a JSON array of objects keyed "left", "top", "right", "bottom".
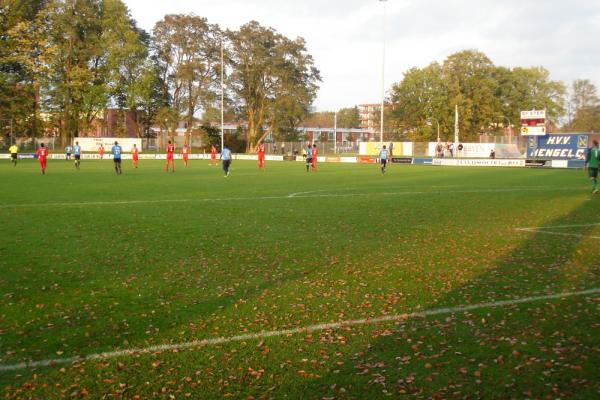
[{"left": 1, "top": 158, "right": 599, "bottom": 399}]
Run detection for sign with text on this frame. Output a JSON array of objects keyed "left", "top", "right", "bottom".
[
  {"left": 75, "top": 137, "right": 142, "bottom": 152},
  {"left": 520, "top": 110, "right": 546, "bottom": 136},
  {"left": 527, "top": 134, "right": 588, "bottom": 159},
  {"left": 359, "top": 142, "right": 410, "bottom": 156},
  {"left": 432, "top": 159, "right": 525, "bottom": 167}
]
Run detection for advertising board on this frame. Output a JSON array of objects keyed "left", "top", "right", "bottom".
[{"left": 527, "top": 134, "right": 588, "bottom": 159}]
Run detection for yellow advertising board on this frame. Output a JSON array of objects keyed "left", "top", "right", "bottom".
[{"left": 361, "top": 142, "right": 404, "bottom": 156}]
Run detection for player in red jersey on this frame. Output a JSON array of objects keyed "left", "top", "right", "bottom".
[
  {"left": 99, "top": 144, "right": 105, "bottom": 160},
  {"left": 257, "top": 142, "right": 265, "bottom": 170},
  {"left": 311, "top": 144, "right": 318, "bottom": 171},
  {"left": 181, "top": 145, "right": 190, "bottom": 167},
  {"left": 210, "top": 144, "right": 217, "bottom": 166},
  {"left": 36, "top": 143, "right": 48, "bottom": 174},
  {"left": 166, "top": 140, "right": 175, "bottom": 172},
  {"left": 131, "top": 143, "right": 139, "bottom": 168}
]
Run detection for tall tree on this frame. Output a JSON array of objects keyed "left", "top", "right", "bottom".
[
  {"left": 567, "top": 79, "right": 600, "bottom": 132},
  {"left": 102, "top": 0, "right": 151, "bottom": 138},
  {"left": 389, "top": 50, "right": 565, "bottom": 141},
  {"left": 496, "top": 66, "right": 565, "bottom": 131},
  {"left": 0, "top": 0, "right": 49, "bottom": 139},
  {"left": 390, "top": 62, "right": 448, "bottom": 141},
  {"left": 228, "top": 21, "right": 320, "bottom": 151},
  {"left": 302, "top": 111, "right": 335, "bottom": 128},
  {"left": 336, "top": 107, "right": 360, "bottom": 129},
  {"left": 571, "top": 106, "right": 600, "bottom": 132},
  {"left": 38, "top": 0, "right": 106, "bottom": 145},
  {"left": 570, "top": 79, "right": 599, "bottom": 112},
  {"left": 152, "top": 14, "right": 221, "bottom": 144},
  {"left": 442, "top": 50, "right": 500, "bottom": 141},
  {"left": 25, "top": 0, "right": 156, "bottom": 144}
]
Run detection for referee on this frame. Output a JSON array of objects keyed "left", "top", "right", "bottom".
[{"left": 8, "top": 143, "right": 18, "bottom": 166}]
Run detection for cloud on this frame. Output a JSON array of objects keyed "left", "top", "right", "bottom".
[{"left": 123, "top": 0, "right": 600, "bottom": 110}]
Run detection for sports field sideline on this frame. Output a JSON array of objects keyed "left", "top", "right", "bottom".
[{"left": 1, "top": 159, "right": 599, "bottom": 399}]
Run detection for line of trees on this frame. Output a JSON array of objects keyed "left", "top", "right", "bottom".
[
  {"left": 3, "top": 2, "right": 599, "bottom": 150},
  {"left": 0, "top": 0, "right": 321, "bottom": 151},
  {"left": 386, "top": 50, "right": 600, "bottom": 142}
]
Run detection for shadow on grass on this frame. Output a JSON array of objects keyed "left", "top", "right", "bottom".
[
  {"left": 289, "top": 196, "right": 600, "bottom": 399},
  {"left": 2, "top": 184, "right": 599, "bottom": 398}
]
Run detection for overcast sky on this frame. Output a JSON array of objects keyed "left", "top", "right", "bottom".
[{"left": 123, "top": 0, "right": 600, "bottom": 112}]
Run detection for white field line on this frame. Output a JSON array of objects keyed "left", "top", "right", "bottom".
[
  {"left": 287, "top": 189, "right": 328, "bottom": 198},
  {"left": 0, "top": 186, "right": 586, "bottom": 209},
  {"left": 1, "top": 287, "right": 598, "bottom": 372},
  {"left": 517, "top": 229, "right": 600, "bottom": 240},
  {"left": 516, "top": 223, "right": 600, "bottom": 240},
  {"left": 517, "top": 223, "right": 600, "bottom": 230}
]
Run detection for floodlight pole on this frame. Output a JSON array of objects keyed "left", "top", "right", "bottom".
[
  {"left": 220, "top": 40, "right": 224, "bottom": 152},
  {"left": 504, "top": 116, "right": 512, "bottom": 144},
  {"left": 379, "top": 0, "right": 388, "bottom": 146},
  {"left": 334, "top": 111, "right": 337, "bottom": 154}
]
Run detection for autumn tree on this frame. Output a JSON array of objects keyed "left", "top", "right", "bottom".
[
  {"left": 0, "top": 0, "right": 49, "bottom": 140},
  {"left": 228, "top": 21, "right": 320, "bottom": 151},
  {"left": 152, "top": 14, "right": 221, "bottom": 144},
  {"left": 496, "top": 66, "right": 565, "bottom": 132},
  {"left": 441, "top": 50, "right": 501, "bottom": 141},
  {"left": 389, "top": 50, "right": 565, "bottom": 141},
  {"left": 336, "top": 107, "right": 360, "bottom": 129},
  {"left": 390, "top": 63, "right": 448, "bottom": 141},
  {"left": 17, "top": 0, "right": 148, "bottom": 145},
  {"left": 302, "top": 111, "right": 335, "bottom": 128},
  {"left": 567, "top": 80, "right": 600, "bottom": 132},
  {"left": 568, "top": 79, "right": 600, "bottom": 132},
  {"left": 570, "top": 79, "right": 599, "bottom": 112},
  {"left": 102, "top": 0, "right": 154, "bottom": 138}
]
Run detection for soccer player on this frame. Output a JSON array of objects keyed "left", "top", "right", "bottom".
[
  {"left": 36, "top": 143, "right": 48, "bottom": 174},
  {"left": 311, "top": 143, "right": 318, "bottom": 171},
  {"left": 181, "top": 144, "right": 190, "bottom": 167},
  {"left": 221, "top": 145, "right": 232, "bottom": 177},
  {"left": 8, "top": 143, "right": 18, "bottom": 166},
  {"left": 305, "top": 143, "right": 312, "bottom": 172},
  {"left": 585, "top": 140, "right": 600, "bottom": 194},
  {"left": 210, "top": 144, "right": 217, "bottom": 166},
  {"left": 379, "top": 145, "right": 388, "bottom": 174},
  {"left": 73, "top": 141, "right": 81, "bottom": 169},
  {"left": 112, "top": 141, "right": 122, "bottom": 175},
  {"left": 166, "top": 140, "right": 175, "bottom": 172},
  {"left": 131, "top": 143, "right": 139, "bottom": 168},
  {"left": 99, "top": 144, "right": 105, "bottom": 159},
  {"left": 65, "top": 144, "right": 72, "bottom": 160},
  {"left": 257, "top": 142, "right": 265, "bottom": 170}
]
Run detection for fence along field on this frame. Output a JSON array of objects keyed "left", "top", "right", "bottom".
[{"left": 1, "top": 160, "right": 599, "bottom": 398}]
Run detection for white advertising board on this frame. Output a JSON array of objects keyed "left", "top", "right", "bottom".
[
  {"left": 74, "top": 137, "right": 142, "bottom": 152},
  {"left": 428, "top": 142, "right": 496, "bottom": 158},
  {"left": 432, "top": 158, "right": 526, "bottom": 167}
]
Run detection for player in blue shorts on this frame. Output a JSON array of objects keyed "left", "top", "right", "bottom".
[
  {"left": 112, "top": 141, "right": 122, "bottom": 175},
  {"left": 73, "top": 141, "right": 81, "bottom": 169},
  {"left": 379, "top": 145, "right": 388, "bottom": 174},
  {"left": 221, "top": 145, "right": 232, "bottom": 177}
]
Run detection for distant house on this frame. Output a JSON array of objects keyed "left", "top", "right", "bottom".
[
  {"left": 357, "top": 103, "right": 393, "bottom": 139},
  {"left": 84, "top": 108, "right": 139, "bottom": 138}
]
